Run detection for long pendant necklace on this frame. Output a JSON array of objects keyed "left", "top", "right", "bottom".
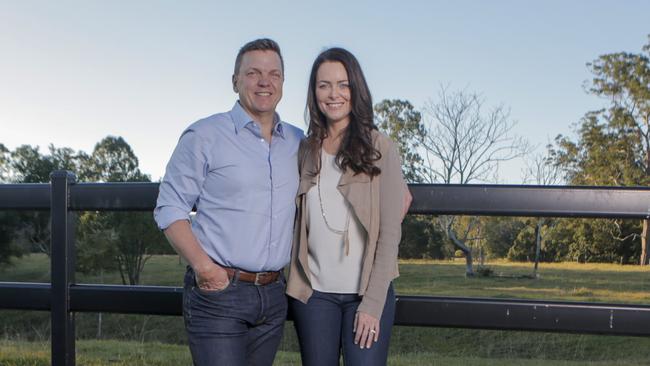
[{"left": 317, "top": 153, "right": 351, "bottom": 254}]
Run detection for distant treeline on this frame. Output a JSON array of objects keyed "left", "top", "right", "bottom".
[
  {"left": 376, "top": 35, "right": 650, "bottom": 269},
  {"left": 0, "top": 136, "right": 172, "bottom": 284},
  {"left": 1, "top": 35, "right": 649, "bottom": 276}
]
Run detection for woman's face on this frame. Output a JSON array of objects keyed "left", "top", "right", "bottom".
[{"left": 315, "top": 61, "right": 352, "bottom": 127}]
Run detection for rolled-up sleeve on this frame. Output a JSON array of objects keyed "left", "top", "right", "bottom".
[{"left": 154, "top": 129, "right": 210, "bottom": 230}]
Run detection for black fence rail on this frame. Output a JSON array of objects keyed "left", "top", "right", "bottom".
[{"left": 1, "top": 171, "right": 650, "bottom": 366}]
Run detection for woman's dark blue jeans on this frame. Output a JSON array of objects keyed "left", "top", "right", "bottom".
[{"left": 289, "top": 284, "right": 395, "bottom": 366}]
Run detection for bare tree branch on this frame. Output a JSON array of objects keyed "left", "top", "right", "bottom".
[{"left": 417, "top": 86, "right": 529, "bottom": 275}]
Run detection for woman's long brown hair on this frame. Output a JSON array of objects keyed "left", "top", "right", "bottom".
[{"left": 305, "top": 47, "right": 381, "bottom": 177}]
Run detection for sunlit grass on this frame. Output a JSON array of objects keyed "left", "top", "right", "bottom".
[{"left": 395, "top": 259, "right": 650, "bottom": 304}]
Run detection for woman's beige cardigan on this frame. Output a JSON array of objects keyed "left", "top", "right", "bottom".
[{"left": 286, "top": 130, "right": 405, "bottom": 319}]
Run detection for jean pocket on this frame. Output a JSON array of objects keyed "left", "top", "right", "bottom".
[
  {"left": 188, "top": 266, "right": 233, "bottom": 297},
  {"left": 193, "top": 282, "right": 232, "bottom": 297}
]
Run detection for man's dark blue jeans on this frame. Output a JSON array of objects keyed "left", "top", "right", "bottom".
[{"left": 183, "top": 266, "right": 288, "bottom": 366}]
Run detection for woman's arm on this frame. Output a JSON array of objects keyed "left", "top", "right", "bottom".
[
  {"left": 354, "top": 135, "right": 405, "bottom": 348},
  {"left": 402, "top": 183, "right": 412, "bottom": 220}
]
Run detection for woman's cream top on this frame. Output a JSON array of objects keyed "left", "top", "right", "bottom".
[{"left": 305, "top": 150, "right": 367, "bottom": 293}]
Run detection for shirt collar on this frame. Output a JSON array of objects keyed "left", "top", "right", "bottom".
[{"left": 230, "top": 101, "right": 286, "bottom": 139}]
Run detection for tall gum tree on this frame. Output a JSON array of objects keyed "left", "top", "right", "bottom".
[{"left": 553, "top": 35, "right": 650, "bottom": 265}]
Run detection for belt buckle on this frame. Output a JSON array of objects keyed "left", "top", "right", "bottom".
[{"left": 254, "top": 272, "right": 264, "bottom": 286}]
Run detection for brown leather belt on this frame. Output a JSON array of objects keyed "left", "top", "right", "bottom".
[{"left": 223, "top": 267, "right": 280, "bottom": 286}]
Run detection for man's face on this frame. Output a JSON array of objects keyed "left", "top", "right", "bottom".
[{"left": 233, "top": 50, "right": 283, "bottom": 120}]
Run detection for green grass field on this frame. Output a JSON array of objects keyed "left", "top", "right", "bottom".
[
  {"left": 1, "top": 339, "right": 648, "bottom": 366},
  {"left": 1, "top": 254, "right": 650, "bottom": 365}
]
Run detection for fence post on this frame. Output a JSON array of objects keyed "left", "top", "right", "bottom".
[{"left": 50, "top": 170, "right": 76, "bottom": 366}]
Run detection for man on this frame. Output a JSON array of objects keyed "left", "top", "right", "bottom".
[{"left": 154, "top": 38, "right": 303, "bottom": 366}]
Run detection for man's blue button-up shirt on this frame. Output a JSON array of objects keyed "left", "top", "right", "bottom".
[{"left": 154, "top": 102, "right": 303, "bottom": 272}]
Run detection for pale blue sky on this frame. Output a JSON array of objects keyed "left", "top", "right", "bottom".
[{"left": 1, "top": 1, "right": 648, "bottom": 182}]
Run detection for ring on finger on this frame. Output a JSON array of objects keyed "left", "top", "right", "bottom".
[{"left": 369, "top": 329, "right": 376, "bottom": 334}]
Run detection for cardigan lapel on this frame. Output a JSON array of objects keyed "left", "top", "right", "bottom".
[
  {"left": 298, "top": 150, "right": 373, "bottom": 245},
  {"left": 337, "top": 169, "right": 372, "bottom": 235}
]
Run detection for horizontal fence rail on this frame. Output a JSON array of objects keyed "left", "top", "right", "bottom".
[
  {"left": 3, "top": 182, "right": 650, "bottom": 216},
  {"left": 2, "top": 283, "right": 650, "bottom": 337},
  {"left": 0, "top": 183, "right": 50, "bottom": 210},
  {"left": 69, "top": 182, "right": 160, "bottom": 211},
  {"left": 394, "top": 295, "right": 650, "bottom": 337},
  {"left": 408, "top": 184, "right": 650, "bottom": 218},
  {"left": 2, "top": 172, "right": 650, "bottom": 365}
]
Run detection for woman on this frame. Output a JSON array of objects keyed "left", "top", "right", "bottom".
[{"left": 286, "top": 47, "right": 407, "bottom": 366}]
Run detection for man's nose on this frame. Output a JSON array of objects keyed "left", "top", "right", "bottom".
[{"left": 258, "top": 75, "right": 271, "bottom": 86}]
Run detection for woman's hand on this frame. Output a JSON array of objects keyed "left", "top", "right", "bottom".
[{"left": 354, "top": 311, "right": 380, "bottom": 349}]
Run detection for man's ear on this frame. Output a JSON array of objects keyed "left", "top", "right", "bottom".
[{"left": 232, "top": 74, "right": 238, "bottom": 93}]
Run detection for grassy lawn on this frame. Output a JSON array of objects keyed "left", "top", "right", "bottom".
[
  {"left": 1, "top": 254, "right": 650, "bottom": 365},
  {"left": 5, "top": 254, "right": 649, "bottom": 303},
  {"left": 1, "top": 339, "right": 647, "bottom": 366},
  {"left": 396, "top": 259, "right": 650, "bottom": 304}
]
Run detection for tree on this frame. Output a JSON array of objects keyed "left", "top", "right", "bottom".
[
  {"left": 2, "top": 136, "right": 165, "bottom": 282},
  {"left": 88, "top": 136, "right": 147, "bottom": 182},
  {"left": 482, "top": 216, "right": 527, "bottom": 259},
  {"left": 552, "top": 35, "right": 650, "bottom": 265},
  {"left": 375, "top": 100, "right": 447, "bottom": 260},
  {"left": 78, "top": 211, "right": 166, "bottom": 285},
  {"left": 10, "top": 145, "right": 53, "bottom": 255},
  {"left": 0, "top": 145, "right": 24, "bottom": 265},
  {"left": 10, "top": 145, "right": 58, "bottom": 255},
  {"left": 0, "top": 143, "right": 10, "bottom": 182},
  {"left": 76, "top": 213, "right": 119, "bottom": 276},
  {"left": 10, "top": 145, "right": 55, "bottom": 183},
  {"left": 75, "top": 135, "right": 164, "bottom": 337},
  {"left": 0, "top": 211, "right": 26, "bottom": 266},
  {"left": 507, "top": 222, "right": 537, "bottom": 261},
  {"left": 77, "top": 136, "right": 166, "bottom": 285},
  {"left": 417, "top": 86, "right": 529, "bottom": 275},
  {"left": 522, "top": 152, "right": 563, "bottom": 276},
  {"left": 8, "top": 144, "right": 90, "bottom": 255},
  {"left": 376, "top": 90, "right": 529, "bottom": 273},
  {"left": 375, "top": 99, "right": 426, "bottom": 182},
  {"left": 49, "top": 146, "right": 93, "bottom": 181},
  {"left": 539, "top": 218, "right": 632, "bottom": 263},
  {"left": 112, "top": 212, "right": 166, "bottom": 285},
  {"left": 76, "top": 211, "right": 120, "bottom": 338},
  {"left": 398, "top": 215, "right": 449, "bottom": 259}
]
